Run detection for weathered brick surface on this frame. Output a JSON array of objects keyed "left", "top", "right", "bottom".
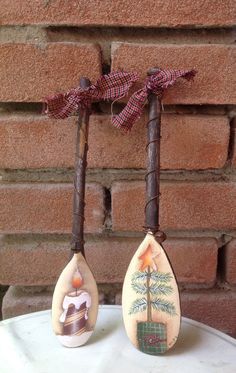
[
  {"left": 0, "top": 240, "right": 69, "bottom": 286},
  {"left": 2, "top": 286, "right": 52, "bottom": 319},
  {"left": 0, "top": 115, "right": 77, "bottom": 169},
  {"left": 0, "top": 114, "right": 229, "bottom": 170},
  {"left": 89, "top": 114, "right": 229, "bottom": 170},
  {"left": 0, "top": 237, "right": 218, "bottom": 286},
  {"left": 231, "top": 118, "right": 236, "bottom": 168},
  {"left": 181, "top": 290, "right": 236, "bottom": 337},
  {"left": 0, "top": 43, "right": 101, "bottom": 101},
  {"left": 164, "top": 238, "right": 218, "bottom": 285},
  {"left": 112, "top": 44, "right": 236, "bottom": 104},
  {"left": 0, "top": 183, "right": 104, "bottom": 234},
  {"left": 224, "top": 239, "right": 236, "bottom": 285},
  {"left": 112, "top": 181, "right": 236, "bottom": 231},
  {"left": 0, "top": 1, "right": 234, "bottom": 27},
  {"left": 89, "top": 237, "right": 218, "bottom": 286}
]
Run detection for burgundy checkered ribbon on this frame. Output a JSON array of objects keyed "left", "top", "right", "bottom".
[
  {"left": 112, "top": 68, "right": 197, "bottom": 131},
  {"left": 44, "top": 71, "right": 138, "bottom": 119}
]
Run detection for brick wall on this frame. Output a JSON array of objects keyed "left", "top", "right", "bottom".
[{"left": 0, "top": 1, "right": 236, "bottom": 337}]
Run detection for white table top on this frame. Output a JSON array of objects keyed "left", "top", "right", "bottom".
[{"left": 0, "top": 305, "right": 236, "bottom": 373}]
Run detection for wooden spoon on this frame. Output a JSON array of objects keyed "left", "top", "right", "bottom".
[
  {"left": 122, "top": 68, "right": 181, "bottom": 355},
  {"left": 51, "top": 78, "right": 98, "bottom": 348}
]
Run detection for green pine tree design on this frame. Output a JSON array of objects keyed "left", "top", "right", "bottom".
[{"left": 129, "top": 266, "right": 176, "bottom": 321}]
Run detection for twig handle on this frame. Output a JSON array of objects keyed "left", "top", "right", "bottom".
[
  {"left": 145, "top": 68, "right": 166, "bottom": 243},
  {"left": 71, "top": 77, "right": 91, "bottom": 256}
]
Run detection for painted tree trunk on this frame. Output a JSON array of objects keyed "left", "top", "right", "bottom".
[{"left": 146, "top": 266, "right": 152, "bottom": 322}]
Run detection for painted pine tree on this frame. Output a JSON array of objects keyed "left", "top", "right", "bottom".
[
  {"left": 129, "top": 268, "right": 176, "bottom": 320},
  {"left": 128, "top": 245, "right": 177, "bottom": 354}
]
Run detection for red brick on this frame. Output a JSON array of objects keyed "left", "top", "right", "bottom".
[
  {"left": 2, "top": 286, "right": 52, "bottom": 319},
  {"left": 0, "top": 1, "right": 234, "bottom": 27},
  {"left": 89, "top": 237, "right": 218, "bottom": 286},
  {"left": 181, "top": 290, "right": 236, "bottom": 337},
  {"left": 224, "top": 239, "right": 236, "bottom": 285},
  {"left": 0, "top": 43, "right": 101, "bottom": 102},
  {"left": 87, "top": 238, "right": 138, "bottom": 284},
  {"left": 0, "top": 183, "right": 104, "bottom": 234},
  {"left": 0, "top": 114, "right": 229, "bottom": 170},
  {"left": 164, "top": 238, "right": 218, "bottom": 286},
  {"left": 0, "top": 240, "right": 69, "bottom": 286},
  {"left": 231, "top": 118, "right": 236, "bottom": 167},
  {"left": 0, "top": 237, "right": 217, "bottom": 286},
  {"left": 89, "top": 114, "right": 229, "bottom": 169},
  {"left": 112, "top": 44, "right": 236, "bottom": 104},
  {"left": 0, "top": 115, "right": 76, "bottom": 169},
  {"left": 112, "top": 181, "right": 236, "bottom": 231},
  {"left": 0, "top": 238, "right": 136, "bottom": 286}
]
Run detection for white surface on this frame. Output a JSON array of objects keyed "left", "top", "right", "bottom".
[{"left": 0, "top": 305, "right": 236, "bottom": 373}]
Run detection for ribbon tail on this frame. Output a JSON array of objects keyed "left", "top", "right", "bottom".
[
  {"left": 182, "top": 69, "right": 197, "bottom": 81},
  {"left": 112, "top": 88, "right": 147, "bottom": 132},
  {"left": 161, "top": 69, "right": 197, "bottom": 90},
  {"left": 44, "top": 93, "right": 79, "bottom": 119}
]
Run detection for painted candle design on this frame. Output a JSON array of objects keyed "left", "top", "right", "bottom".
[{"left": 57, "top": 267, "right": 93, "bottom": 347}]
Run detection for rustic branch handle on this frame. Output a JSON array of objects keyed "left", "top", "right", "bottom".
[
  {"left": 145, "top": 68, "right": 166, "bottom": 243},
  {"left": 71, "top": 77, "right": 91, "bottom": 256}
]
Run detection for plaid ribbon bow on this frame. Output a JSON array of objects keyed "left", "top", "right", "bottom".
[
  {"left": 44, "top": 71, "right": 138, "bottom": 119},
  {"left": 112, "top": 68, "right": 197, "bottom": 132}
]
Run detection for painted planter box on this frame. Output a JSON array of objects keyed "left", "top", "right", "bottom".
[{"left": 137, "top": 321, "right": 167, "bottom": 355}]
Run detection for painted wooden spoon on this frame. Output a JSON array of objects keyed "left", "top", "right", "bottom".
[
  {"left": 122, "top": 68, "right": 181, "bottom": 355},
  {"left": 51, "top": 77, "right": 98, "bottom": 348}
]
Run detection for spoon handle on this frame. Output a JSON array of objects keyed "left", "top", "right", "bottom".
[
  {"left": 145, "top": 91, "right": 161, "bottom": 234},
  {"left": 71, "top": 77, "right": 91, "bottom": 256}
]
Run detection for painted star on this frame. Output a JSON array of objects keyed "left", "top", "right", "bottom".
[{"left": 138, "top": 245, "right": 158, "bottom": 271}]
